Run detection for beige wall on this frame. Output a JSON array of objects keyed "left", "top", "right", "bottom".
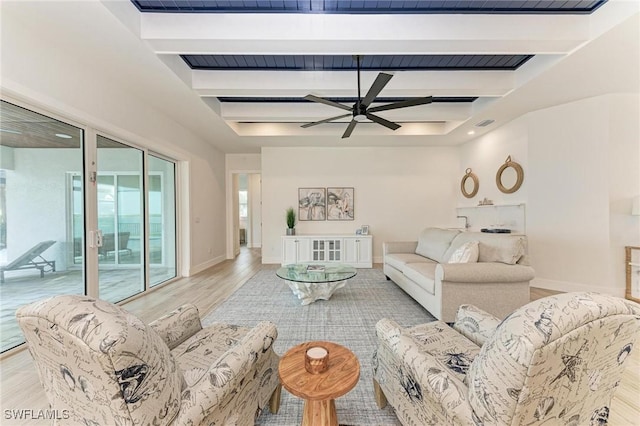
[
  {"left": 460, "top": 93, "right": 640, "bottom": 296},
  {"left": 261, "top": 146, "right": 461, "bottom": 264}
]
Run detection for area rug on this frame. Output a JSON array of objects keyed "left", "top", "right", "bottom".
[{"left": 202, "top": 268, "right": 436, "bottom": 426}]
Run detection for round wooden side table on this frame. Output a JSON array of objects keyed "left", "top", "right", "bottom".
[{"left": 279, "top": 341, "right": 360, "bottom": 426}]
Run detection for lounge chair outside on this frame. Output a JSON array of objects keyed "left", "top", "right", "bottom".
[{"left": 0, "top": 240, "right": 56, "bottom": 283}]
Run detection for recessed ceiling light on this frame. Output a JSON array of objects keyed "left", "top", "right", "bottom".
[
  {"left": 55, "top": 133, "right": 72, "bottom": 139},
  {"left": 468, "top": 130, "right": 475, "bottom": 135}
]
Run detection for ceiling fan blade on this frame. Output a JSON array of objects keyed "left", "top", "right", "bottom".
[
  {"left": 342, "top": 120, "right": 358, "bottom": 139},
  {"left": 304, "top": 94, "right": 352, "bottom": 111},
  {"left": 368, "top": 96, "right": 433, "bottom": 113},
  {"left": 361, "top": 72, "right": 393, "bottom": 107},
  {"left": 366, "top": 113, "right": 401, "bottom": 131},
  {"left": 301, "top": 113, "right": 352, "bottom": 128}
]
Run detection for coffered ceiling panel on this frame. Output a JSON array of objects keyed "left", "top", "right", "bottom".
[
  {"left": 92, "top": 0, "right": 637, "bottom": 143},
  {"left": 132, "top": 0, "right": 605, "bottom": 14}
]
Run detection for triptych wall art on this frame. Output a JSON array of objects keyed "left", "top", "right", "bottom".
[{"left": 298, "top": 187, "right": 354, "bottom": 221}]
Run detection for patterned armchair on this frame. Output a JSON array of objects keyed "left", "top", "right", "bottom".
[
  {"left": 16, "top": 295, "right": 281, "bottom": 425},
  {"left": 373, "top": 292, "right": 640, "bottom": 425}
]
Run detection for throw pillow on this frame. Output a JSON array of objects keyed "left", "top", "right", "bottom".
[
  {"left": 478, "top": 236, "right": 526, "bottom": 265},
  {"left": 415, "top": 228, "right": 462, "bottom": 263},
  {"left": 448, "top": 241, "right": 479, "bottom": 263}
]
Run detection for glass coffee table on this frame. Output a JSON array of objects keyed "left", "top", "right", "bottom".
[{"left": 276, "top": 263, "right": 357, "bottom": 305}]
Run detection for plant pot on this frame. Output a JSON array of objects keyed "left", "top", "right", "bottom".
[{"left": 286, "top": 228, "right": 295, "bottom": 236}]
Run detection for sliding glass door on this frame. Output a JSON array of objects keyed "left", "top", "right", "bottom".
[
  {"left": 0, "top": 100, "right": 85, "bottom": 353},
  {"left": 148, "top": 155, "right": 177, "bottom": 286},
  {"left": 0, "top": 100, "right": 179, "bottom": 353},
  {"left": 97, "top": 136, "right": 145, "bottom": 303}
]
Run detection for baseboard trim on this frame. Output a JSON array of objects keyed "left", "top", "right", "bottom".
[
  {"left": 189, "top": 255, "right": 226, "bottom": 276},
  {"left": 531, "top": 277, "right": 625, "bottom": 298}
]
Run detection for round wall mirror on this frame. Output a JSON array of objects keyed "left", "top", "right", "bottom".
[
  {"left": 460, "top": 168, "right": 479, "bottom": 198},
  {"left": 496, "top": 156, "right": 524, "bottom": 194}
]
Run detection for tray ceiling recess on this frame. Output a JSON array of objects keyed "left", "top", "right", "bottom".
[
  {"left": 132, "top": 1, "right": 606, "bottom": 14},
  {"left": 122, "top": 0, "right": 616, "bottom": 142}
]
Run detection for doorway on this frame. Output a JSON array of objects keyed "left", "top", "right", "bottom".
[{"left": 229, "top": 172, "right": 261, "bottom": 257}]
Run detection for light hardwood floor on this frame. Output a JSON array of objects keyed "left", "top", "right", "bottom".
[{"left": 1, "top": 248, "right": 638, "bottom": 425}]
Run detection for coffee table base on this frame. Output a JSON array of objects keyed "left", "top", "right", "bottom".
[
  {"left": 302, "top": 399, "right": 337, "bottom": 426},
  {"left": 285, "top": 280, "right": 347, "bottom": 305}
]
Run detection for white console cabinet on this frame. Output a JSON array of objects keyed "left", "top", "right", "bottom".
[
  {"left": 282, "top": 237, "right": 310, "bottom": 265},
  {"left": 281, "top": 235, "right": 372, "bottom": 268},
  {"left": 343, "top": 236, "right": 372, "bottom": 267}
]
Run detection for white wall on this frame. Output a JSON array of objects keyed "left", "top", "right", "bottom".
[
  {"left": 5, "top": 149, "right": 80, "bottom": 270},
  {"left": 261, "top": 146, "right": 460, "bottom": 264},
  {"left": 248, "top": 173, "right": 262, "bottom": 248},
  {"left": 460, "top": 93, "right": 640, "bottom": 296},
  {"left": 1, "top": 2, "right": 228, "bottom": 276},
  {"left": 608, "top": 95, "right": 640, "bottom": 292},
  {"left": 458, "top": 118, "right": 528, "bottom": 207}
]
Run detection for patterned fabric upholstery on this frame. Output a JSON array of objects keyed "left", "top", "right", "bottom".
[
  {"left": 373, "top": 292, "right": 640, "bottom": 426},
  {"left": 16, "top": 295, "right": 280, "bottom": 425}
]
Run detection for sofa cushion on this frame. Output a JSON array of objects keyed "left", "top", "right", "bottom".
[
  {"left": 415, "top": 228, "right": 461, "bottom": 263},
  {"left": 479, "top": 237, "right": 525, "bottom": 264},
  {"left": 447, "top": 240, "right": 479, "bottom": 263},
  {"left": 402, "top": 262, "right": 437, "bottom": 294},
  {"left": 445, "top": 232, "right": 526, "bottom": 265},
  {"left": 385, "top": 253, "right": 433, "bottom": 271}
]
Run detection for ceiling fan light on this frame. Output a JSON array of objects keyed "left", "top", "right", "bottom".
[{"left": 354, "top": 114, "right": 368, "bottom": 122}]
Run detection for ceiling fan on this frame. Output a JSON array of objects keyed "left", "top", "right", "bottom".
[{"left": 301, "top": 55, "right": 433, "bottom": 138}]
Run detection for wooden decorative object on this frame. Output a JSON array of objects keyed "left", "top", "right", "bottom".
[
  {"left": 496, "top": 155, "right": 524, "bottom": 194},
  {"left": 625, "top": 246, "right": 640, "bottom": 303},
  {"left": 460, "top": 168, "right": 479, "bottom": 198},
  {"left": 305, "top": 345, "right": 329, "bottom": 374},
  {"left": 279, "top": 341, "right": 360, "bottom": 426}
]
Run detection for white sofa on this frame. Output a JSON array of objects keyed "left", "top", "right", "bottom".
[{"left": 383, "top": 227, "right": 535, "bottom": 322}]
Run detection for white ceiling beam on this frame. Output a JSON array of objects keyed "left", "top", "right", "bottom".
[
  {"left": 192, "top": 70, "right": 514, "bottom": 97},
  {"left": 141, "top": 13, "right": 589, "bottom": 55},
  {"left": 219, "top": 102, "right": 472, "bottom": 122}
]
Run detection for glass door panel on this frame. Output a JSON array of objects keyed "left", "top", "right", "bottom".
[
  {"left": 0, "top": 100, "right": 84, "bottom": 353},
  {"left": 148, "top": 155, "right": 176, "bottom": 286},
  {"left": 97, "top": 135, "right": 144, "bottom": 303}
]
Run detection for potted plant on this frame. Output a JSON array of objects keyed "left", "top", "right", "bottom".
[{"left": 286, "top": 207, "right": 296, "bottom": 235}]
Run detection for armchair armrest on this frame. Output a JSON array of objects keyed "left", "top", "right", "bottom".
[
  {"left": 383, "top": 241, "right": 418, "bottom": 255},
  {"left": 174, "top": 321, "right": 278, "bottom": 424},
  {"left": 397, "top": 334, "right": 476, "bottom": 424},
  {"left": 149, "top": 304, "right": 203, "bottom": 350},
  {"left": 453, "top": 304, "right": 501, "bottom": 346},
  {"left": 376, "top": 318, "right": 403, "bottom": 350},
  {"left": 436, "top": 262, "right": 535, "bottom": 283}
]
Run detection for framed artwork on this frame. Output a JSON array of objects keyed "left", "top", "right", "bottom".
[
  {"left": 626, "top": 246, "right": 640, "bottom": 303},
  {"left": 327, "top": 187, "right": 354, "bottom": 221},
  {"left": 360, "top": 225, "right": 369, "bottom": 235},
  {"left": 298, "top": 188, "right": 326, "bottom": 221}
]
